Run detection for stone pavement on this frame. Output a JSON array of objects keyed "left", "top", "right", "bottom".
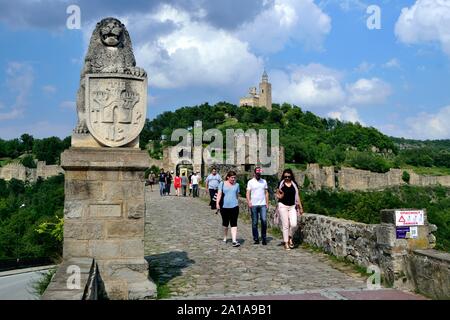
[{"left": 144, "top": 188, "right": 426, "bottom": 300}]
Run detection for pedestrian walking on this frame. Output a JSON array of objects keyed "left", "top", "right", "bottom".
[
  {"left": 205, "top": 168, "right": 222, "bottom": 210},
  {"left": 158, "top": 168, "right": 166, "bottom": 197},
  {"left": 246, "top": 167, "right": 269, "bottom": 245},
  {"left": 188, "top": 173, "right": 193, "bottom": 196},
  {"left": 191, "top": 171, "right": 201, "bottom": 198},
  {"left": 174, "top": 172, "right": 181, "bottom": 196},
  {"left": 165, "top": 171, "right": 173, "bottom": 195},
  {"left": 149, "top": 171, "right": 156, "bottom": 192},
  {"left": 181, "top": 172, "right": 188, "bottom": 197},
  {"left": 275, "top": 169, "right": 304, "bottom": 250},
  {"left": 216, "top": 171, "right": 241, "bottom": 247}
]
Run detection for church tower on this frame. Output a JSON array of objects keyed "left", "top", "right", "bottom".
[{"left": 259, "top": 70, "right": 272, "bottom": 111}]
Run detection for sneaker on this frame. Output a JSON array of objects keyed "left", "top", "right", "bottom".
[
  {"left": 232, "top": 241, "right": 240, "bottom": 247},
  {"left": 222, "top": 239, "right": 227, "bottom": 244},
  {"left": 253, "top": 240, "right": 260, "bottom": 245},
  {"left": 262, "top": 239, "right": 267, "bottom": 245}
]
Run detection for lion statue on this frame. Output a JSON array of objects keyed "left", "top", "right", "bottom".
[{"left": 75, "top": 17, "right": 146, "bottom": 134}]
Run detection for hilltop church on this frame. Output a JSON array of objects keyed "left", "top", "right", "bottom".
[{"left": 239, "top": 71, "right": 272, "bottom": 110}]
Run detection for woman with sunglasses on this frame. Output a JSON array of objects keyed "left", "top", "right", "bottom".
[{"left": 275, "top": 169, "right": 304, "bottom": 250}]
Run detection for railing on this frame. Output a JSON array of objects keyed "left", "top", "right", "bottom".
[{"left": 0, "top": 257, "right": 54, "bottom": 272}]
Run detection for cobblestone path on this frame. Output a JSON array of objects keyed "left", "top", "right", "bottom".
[{"left": 144, "top": 188, "right": 424, "bottom": 300}]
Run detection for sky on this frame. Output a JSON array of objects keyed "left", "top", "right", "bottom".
[{"left": 0, "top": 0, "right": 450, "bottom": 140}]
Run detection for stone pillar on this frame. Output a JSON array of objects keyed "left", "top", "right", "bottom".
[
  {"left": 62, "top": 148, "right": 156, "bottom": 299},
  {"left": 376, "top": 209, "right": 434, "bottom": 290}
]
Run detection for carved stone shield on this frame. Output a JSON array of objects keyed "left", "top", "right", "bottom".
[{"left": 85, "top": 73, "right": 147, "bottom": 147}]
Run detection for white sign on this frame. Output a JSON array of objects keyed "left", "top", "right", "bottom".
[
  {"left": 395, "top": 210, "right": 424, "bottom": 227},
  {"left": 410, "top": 226, "right": 419, "bottom": 239}
]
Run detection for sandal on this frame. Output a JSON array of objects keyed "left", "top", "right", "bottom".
[{"left": 284, "top": 243, "right": 291, "bottom": 250}]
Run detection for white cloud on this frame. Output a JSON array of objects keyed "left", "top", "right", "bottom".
[
  {"left": 59, "top": 101, "right": 76, "bottom": 110},
  {"left": 237, "top": 0, "right": 331, "bottom": 53},
  {"left": 272, "top": 64, "right": 391, "bottom": 109},
  {"left": 42, "top": 85, "right": 56, "bottom": 94},
  {"left": 383, "top": 58, "right": 400, "bottom": 69},
  {"left": 354, "top": 61, "right": 375, "bottom": 73},
  {"left": 346, "top": 78, "right": 392, "bottom": 106},
  {"left": 81, "top": 5, "right": 264, "bottom": 91},
  {"left": 0, "top": 62, "right": 33, "bottom": 121},
  {"left": 405, "top": 106, "right": 450, "bottom": 139},
  {"left": 395, "top": 0, "right": 450, "bottom": 56},
  {"left": 271, "top": 63, "right": 346, "bottom": 108},
  {"left": 327, "top": 106, "right": 364, "bottom": 125}
]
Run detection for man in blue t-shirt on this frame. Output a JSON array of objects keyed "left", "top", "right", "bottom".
[{"left": 205, "top": 168, "right": 222, "bottom": 210}]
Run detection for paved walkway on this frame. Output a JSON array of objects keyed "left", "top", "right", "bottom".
[{"left": 144, "top": 188, "right": 425, "bottom": 300}]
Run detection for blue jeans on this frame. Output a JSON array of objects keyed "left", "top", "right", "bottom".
[
  {"left": 159, "top": 182, "right": 166, "bottom": 196},
  {"left": 251, "top": 205, "right": 267, "bottom": 241}
]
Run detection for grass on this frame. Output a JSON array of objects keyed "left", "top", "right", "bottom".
[
  {"left": 285, "top": 163, "right": 307, "bottom": 171},
  {"left": 402, "top": 165, "right": 450, "bottom": 176},
  {"left": 0, "top": 158, "right": 12, "bottom": 167},
  {"left": 31, "top": 268, "right": 57, "bottom": 297},
  {"left": 148, "top": 264, "right": 172, "bottom": 299}
]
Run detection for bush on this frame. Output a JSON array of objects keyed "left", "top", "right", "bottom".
[
  {"left": 31, "top": 268, "right": 57, "bottom": 297},
  {"left": 21, "top": 155, "right": 36, "bottom": 168},
  {"left": 402, "top": 171, "right": 410, "bottom": 184}
]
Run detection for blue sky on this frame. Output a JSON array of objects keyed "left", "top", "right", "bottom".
[{"left": 0, "top": 0, "right": 450, "bottom": 140}]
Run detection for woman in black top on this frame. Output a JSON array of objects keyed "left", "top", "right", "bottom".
[{"left": 275, "top": 169, "right": 304, "bottom": 250}]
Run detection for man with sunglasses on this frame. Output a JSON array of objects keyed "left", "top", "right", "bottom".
[{"left": 246, "top": 167, "right": 269, "bottom": 245}]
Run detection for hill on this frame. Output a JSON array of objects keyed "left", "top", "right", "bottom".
[{"left": 140, "top": 102, "right": 450, "bottom": 174}]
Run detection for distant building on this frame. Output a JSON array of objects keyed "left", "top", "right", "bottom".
[{"left": 239, "top": 71, "right": 272, "bottom": 110}]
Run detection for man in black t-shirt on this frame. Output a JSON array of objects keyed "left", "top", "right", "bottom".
[{"left": 159, "top": 168, "right": 166, "bottom": 197}]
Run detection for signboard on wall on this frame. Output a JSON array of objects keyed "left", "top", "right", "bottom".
[{"left": 395, "top": 210, "right": 424, "bottom": 227}]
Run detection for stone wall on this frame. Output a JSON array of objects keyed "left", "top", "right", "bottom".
[
  {"left": 0, "top": 161, "right": 63, "bottom": 182},
  {"left": 42, "top": 258, "right": 100, "bottom": 300},
  {"left": 299, "top": 214, "right": 379, "bottom": 267},
  {"left": 405, "top": 249, "right": 450, "bottom": 300},
  {"left": 291, "top": 164, "right": 450, "bottom": 191}
]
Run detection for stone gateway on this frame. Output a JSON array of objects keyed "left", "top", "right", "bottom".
[{"left": 45, "top": 17, "right": 156, "bottom": 300}]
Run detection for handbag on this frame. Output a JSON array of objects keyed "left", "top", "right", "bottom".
[{"left": 273, "top": 204, "right": 280, "bottom": 225}]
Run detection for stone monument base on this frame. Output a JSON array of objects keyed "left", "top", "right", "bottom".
[
  {"left": 71, "top": 133, "right": 140, "bottom": 149},
  {"left": 61, "top": 147, "right": 156, "bottom": 299}
]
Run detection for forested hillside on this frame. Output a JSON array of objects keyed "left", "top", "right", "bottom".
[{"left": 140, "top": 102, "right": 450, "bottom": 174}]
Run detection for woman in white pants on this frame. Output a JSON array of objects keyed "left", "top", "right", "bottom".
[{"left": 275, "top": 169, "right": 304, "bottom": 250}]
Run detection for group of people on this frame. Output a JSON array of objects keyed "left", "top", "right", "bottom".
[
  {"left": 146, "top": 169, "right": 202, "bottom": 197},
  {"left": 146, "top": 166, "right": 304, "bottom": 251},
  {"left": 211, "top": 167, "right": 304, "bottom": 250}
]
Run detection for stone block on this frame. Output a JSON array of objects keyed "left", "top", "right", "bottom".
[
  {"left": 103, "top": 280, "right": 128, "bottom": 300},
  {"left": 120, "top": 239, "right": 145, "bottom": 258},
  {"left": 119, "top": 171, "right": 145, "bottom": 181},
  {"left": 376, "top": 224, "right": 397, "bottom": 247},
  {"left": 64, "top": 222, "right": 105, "bottom": 240},
  {"left": 89, "top": 203, "right": 122, "bottom": 218},
  {"left": 65, "top": 180, "right": 104, "bottom": 200},
  {"left": 126, "top": 203, "right": 145, "bottom": 219},
  {"left": 87, "top": 170, "right": 120, "bottom": 181},
  {"left": 106, "top": 221, "right": 143, "bottom": 238},
  {"left": 65, "top": 170, "right": 87, "bottom": 180},
  {"left": 64, "top": 201, "right": 86, "bottom": 219},
  {"left": 89, "top": 240, "right": 121, "bottom": 259},
  {"left": 63, "top": 240, "right": 89, "bottom": 258}
]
